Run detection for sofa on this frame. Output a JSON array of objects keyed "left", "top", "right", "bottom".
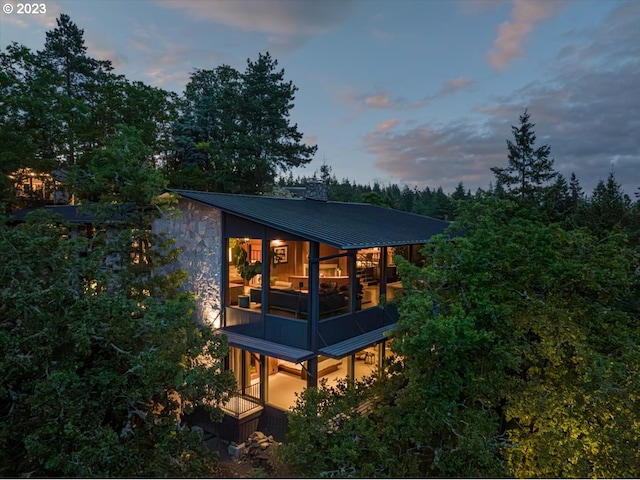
[{"left": 249, "top": 281, "right": 348, "bottom": 318}]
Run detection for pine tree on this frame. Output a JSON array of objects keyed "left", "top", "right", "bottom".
[
  {"left": 171, "top": 53, "right": 316, "bottom": 193},
  {"left": 578, "top": 172, "right": 633, "bottom": 236},
  {"left": 37, "top": 14, "right": 114, "bottom": 167},
  {"left": 491, "top": 109, "right": 557, "bottom": 204}
]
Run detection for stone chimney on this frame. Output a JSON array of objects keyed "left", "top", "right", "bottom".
[{"left": 304, "top": 181, "right": 328, "bottom": 202}]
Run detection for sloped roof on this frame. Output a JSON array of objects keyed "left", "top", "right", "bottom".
[
  {"left": 169, "top": 189, "right": 451, "bottom": 250},
  {"left": 220, "top": 330, "right": 314, "bottom": 363},
  {"left": 10, "top": 204, "right": 129, "bottom": 224},
  {"left": 319, "top": 323, "right": 397, "bottom": 359},
  {"left": 10, "top": 205, "right": 96, "bottom": 224}
]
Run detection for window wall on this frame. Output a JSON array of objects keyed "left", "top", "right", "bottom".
[
  {"left": 225, "top": 237, "right": 425, "bottom": 311},
  {"left": 356, "top": 247, "right": 382, "bottom": 309},
  {"left": 263, "top": 345, "right": 386, "bottom": 411},
  {"left": 226, "top": 238, "right": 262, "bottom": 308},
  {"left": 240, "top": 239, "right": 356, "bottom": 320}
]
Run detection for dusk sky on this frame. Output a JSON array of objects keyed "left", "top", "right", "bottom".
[{"left": 1, "top": 0, "right": 638, "bottom": 195}]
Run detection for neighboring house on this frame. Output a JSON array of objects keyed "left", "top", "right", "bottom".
[
  {"left": 9, "top": 204, "right": 96, "bottom": 233},
  {"left": 9, "top": 168, "right": 72, "bottom": 207},
  {"left": 154, "top": 183, "right": 451, "bottom": 442}
]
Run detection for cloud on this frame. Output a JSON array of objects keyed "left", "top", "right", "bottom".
[
  {"left": 85, "top": 40, "right": 127, "bottom": 70},
  {"left": 366, "top": 2, "right": 640, "bottom": 195},
  {"left": 155, "top": 0, "right": 355, "bottom": 53},
  {"left": 366, "top": 119, "right": 506, "bottom": 192},
  {"left": 374, "top": 119, "right": 400, "bottom": 134},
  {"left": 157, "top": 0, "right": 354, "bottom": 35},
  {"left": 338, "top": 87, "right": 428, "bottom": 113},
  {"left": 302, "top": 135, "right": 319, "bottom": 147},
  {"left": 487, "top": 0, "right": 566, "bottom": 71},
  {"left": 142, "top": 68, "right": 191, "bottom": 89},
  {"left": 438, "top": 76, "right": 475, "bottom": 96},
  {"left": 365, "top": 93, "right": 393, "bottom": 109}
]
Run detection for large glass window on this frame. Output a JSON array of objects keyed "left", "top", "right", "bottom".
[
  {"left": 318, "top": 253, "right": 350, "bottom": 318},
  {"left": 354, "top": 345, "right": 381, "bottom": 378},
  {"left": 356, "top": 247, "right": 381, "bottom": 308},
  {"left": 263, "top": 240, "right": 308, "bottom": 317},
  {"left": 266, "top": 356, "right": 306, "bottom": 410},
  {"left": 385, "top": 246, "right": 406, "bottom": 300},
  {"left": 227, "top": 238, "right": 262, "bottom": 308}
]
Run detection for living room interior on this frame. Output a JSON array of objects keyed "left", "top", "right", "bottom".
[{"left": 227, "top": 238, "right": 402, "bottom": 319}]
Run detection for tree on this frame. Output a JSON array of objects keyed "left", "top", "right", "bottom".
[
  {"left": 386, "top": 198, "right": 640, "bottom": 477},
  {"left": 37, "top": 13, "right": 114, "bottom": 168},
  {"left": 0, "top": 42, "right": 61, "bottom": 211},
  {"left": 281, "top": 197, "right": 640, "bottom": 478},
  {"left": 281, "top": 378, "right": 384, "bottom": 477},
  {"left": 170, "top": 53, "right": 316, "bottom": 193},
  {"left": 451, "top": 181, "right": 470, "bottom": 202},
  {"left": 577, "top": 171, "right": 634, "bottom": 237},
  {"left": 1, "top": 14, "right": 177, "bottom": 211},
  {"left": 541, "top": 173, "right": 571, "bottom": 223},
  {"left": 491, "top": 109, "right": 557, "bottom": 203},
  {"left": 0, "top": 132, "right": 236, "bottom": 476}
]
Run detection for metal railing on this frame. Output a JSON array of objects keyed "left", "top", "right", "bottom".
[{"left": 221, "top": 382, "right": 262, "bottom": 417}]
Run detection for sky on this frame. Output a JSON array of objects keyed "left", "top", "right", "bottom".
[{"left": 1, "top": 0, "right": 639, "bottom": 196}]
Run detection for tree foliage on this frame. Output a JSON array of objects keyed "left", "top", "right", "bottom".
[
  {"left": 169, "top": 53, "right": 316, "bottom": 193},
  {"left": 0, "top": 208, "right": 235, "bottom": 477},
  {"left": 0, "top": 19, "right": 237, "bottom": 472},
  {"left": 283, "top": 197, "right": 640, "bottom": 478},
  {"left": 0, "top": 14, "right": 177, "bottom": 212},
  {"left": 411, "top": 198, "right": 640, "bottom": 478},
  {"left": 491, "top": 109, "right": 557, "bottom": 203},
  {"left": 280, "top": 378, "right": 385, "bottom": 478}
]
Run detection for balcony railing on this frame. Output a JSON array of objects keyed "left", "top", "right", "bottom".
[{"left": 220, "top": 382, "right": 262, "bottom": 417}]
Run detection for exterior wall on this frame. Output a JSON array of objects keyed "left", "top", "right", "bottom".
[{"left": 153, "top": 199, "right": 223, "bottom": 326}]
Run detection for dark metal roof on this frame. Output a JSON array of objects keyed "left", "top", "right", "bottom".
[
  {"left": 168, "top": 189, "right": 451, "bottom": 249},
  {"left": 10, "top": 205, "right": 96, "bottom": 224},
  {"left": 219, "top": 330, "right": 315, "bottom": 363},
  {"left": 319, "top": 323, "right": 397, "bottom": 359},
  {"left": 9, "top": 205, "right": 129, "bottom": 224}
]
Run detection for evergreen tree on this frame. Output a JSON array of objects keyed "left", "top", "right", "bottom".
[
  {"left": 491, "top": 109, "right": 557, "bottom": 204},
  {"left": 171, "top": 53, "right": 316, "bottom": 193},
  {"left": 451, "top": 181, "right": 470, "bottom": 201},
  {"left": 37, "top": 14, "right": 114, "bottom": 167},
  {"left": 0, "top": 43, "right": 55, "bottom": 210},
  {"left": 577, "top": 172, "right": 634, "bottom": 237},
  {"left": 282, "top": 197, "right": 640, "bottom": 478},
  {"left": 542, "top": 173, "right": 571, "bottom": 223}
]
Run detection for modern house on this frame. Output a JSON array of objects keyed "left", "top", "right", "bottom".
[{"left": 153, "top": 183, "right": 451, "bottom": 441}]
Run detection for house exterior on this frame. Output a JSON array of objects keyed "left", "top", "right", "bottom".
[
  {"left": 8, "top": 168, "right": 72, "bottom": 207},
  {"left": 153, "top": 184, "right": 451, "bottom": 442}
]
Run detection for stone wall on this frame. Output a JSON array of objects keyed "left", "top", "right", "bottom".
[{"left": 153, "top": 199, "right": 223, "bottom": 327}]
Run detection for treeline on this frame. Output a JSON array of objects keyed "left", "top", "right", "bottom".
[
  {"left": 2, "top": 13, "right": 637, "bottom": 232},
  {"left": 283, "top": 165, "right": 638, "bottom": 237},
  {"left": 0, "top": 13, "right": 314, "bottom": 213},
  {"left": 280, "top": 165, "right": 460, "bottom": 219}
]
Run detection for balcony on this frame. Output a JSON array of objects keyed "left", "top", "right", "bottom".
[{"left": 221, "top": 382, "right": 263, "bottom": 418}]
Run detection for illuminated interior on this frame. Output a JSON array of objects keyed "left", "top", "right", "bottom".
[
  {"left": 228, "top": 343, "right": 389, "bottom": 412},
  {"left": 226, "top": 239, "right": 409, "bottom": 318}
]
